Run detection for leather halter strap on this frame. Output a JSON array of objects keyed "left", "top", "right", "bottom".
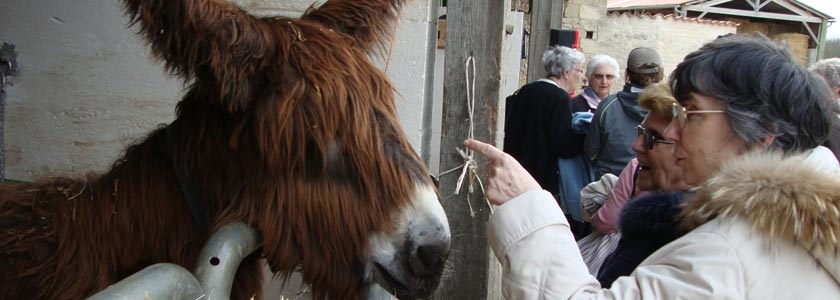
[{"left": 163, "top": 123, "right": 208, "bottom": 233}]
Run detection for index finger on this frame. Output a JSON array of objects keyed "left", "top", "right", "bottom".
[{"left": 464, "top": 139, "right": 505, "bottom": 161}]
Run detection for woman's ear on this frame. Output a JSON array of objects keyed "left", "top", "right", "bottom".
[
  {"left": 743, "top": 133, "right": 776, "bottom": 153},
  {"left": 759, "top": 134, "right": 776, "bottom": 149},
  {"left": 757, "top": 122, "right": 778, "bottom": 150}
]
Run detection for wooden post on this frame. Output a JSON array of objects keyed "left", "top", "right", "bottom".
[
  {"left": 436, "top": 0, "right": 507, "bottom": 299},
  {"left": 526, "top": 0, "right": 564, "bottom": 82}
]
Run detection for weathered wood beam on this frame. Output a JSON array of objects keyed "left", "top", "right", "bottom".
[
  {"left": 436, "top": 0, "right": 508, "bottom": 298},
  {"left": 526, "top": 0, "right": 563, "bottom": 82}
]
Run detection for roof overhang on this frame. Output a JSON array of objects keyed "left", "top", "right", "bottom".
[
  {"left": 607, "top": 0, "right": 834, "bottom": 59},
  {"left": 608, "top": 0, "right": 833, "bottom": 23}
]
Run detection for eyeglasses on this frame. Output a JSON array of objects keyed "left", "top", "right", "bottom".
[
  {"left": 636, "top": 125, "right": 674, "bottom": 150},
  {"left": 591, "top": 74, "right": 616, "bottom": 81},
  {"left": 671, "top": 103, "right": 726, "bottom": 128}
]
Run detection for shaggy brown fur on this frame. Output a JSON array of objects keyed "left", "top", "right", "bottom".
[{"left": 0, "top": 0, "right": 434, "bottom": 299}]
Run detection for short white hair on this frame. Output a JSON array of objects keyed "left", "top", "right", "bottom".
[
  {"left": 585, "top": 54, "right": 620, "bottom": 79},
  {"left": 542, "top": 45, "right": 585, "bottom": 78}
]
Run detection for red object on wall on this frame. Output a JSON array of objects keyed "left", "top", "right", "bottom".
[{"left": 550, "top": 29, "right": 581, "bottom": 50}]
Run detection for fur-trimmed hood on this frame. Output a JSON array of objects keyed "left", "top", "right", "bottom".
[{"left": 679, "top": 146, "right": 840, "bottom": 282}]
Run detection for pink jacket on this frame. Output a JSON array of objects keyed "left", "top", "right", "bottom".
[{"left": 592, "top": 159, "right": 648, "bottom": 233}]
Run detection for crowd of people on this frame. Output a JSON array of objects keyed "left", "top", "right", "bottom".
[{"left": 490, "top": 34, "right": 840, "bottom": 298}]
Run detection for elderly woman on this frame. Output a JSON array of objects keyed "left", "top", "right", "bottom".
[
  {"left": 810, "top": 58, "right": 840, "bottom": 101},
  {"left": 504, "top": 45, "right": 586, "bottom": 235},
  {"left": 559, "top": 55, "right": 619, "bottom": 231},
  {"left": 571, "top": 54, "right": 620, "bottom": 113},
  {"left": 470, "top": 34, "right": 840, "bottom": 299},
  {"left": 809, "top": 58, "right": 840, "bottom": 160}
]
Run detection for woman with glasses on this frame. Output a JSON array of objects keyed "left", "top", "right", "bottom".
[
  {"left": 592, "top": 82, "right": 692, "bottom": 288},
  {"left": 504, "top": 45, "right": 588, "bottom": 238},
  {"left": 469, "top": 34, "right": 840, "bottom": 299},
  {"left": 571, "top": 54, "right": 620, "bottom": 113},
  {"left": 561, "top": 54, "right": 620, "bottom": 234},
  {"left": 589, "top": 83, "right": 689, "bottom": 235},
  {"left": 576, "top": 82, "right": 690, "bottom": 282}
]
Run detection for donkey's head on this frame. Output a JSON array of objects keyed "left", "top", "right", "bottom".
[{"left": 123, "top": 0, "right": 450, "bottom": 298}]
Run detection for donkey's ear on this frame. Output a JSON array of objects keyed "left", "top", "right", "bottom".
[
  {"left": 122, "top": 0, "right": 272, "bottom": 111},
  {"left": 301, "top": 0, "right": 407, "bottom": 55}
]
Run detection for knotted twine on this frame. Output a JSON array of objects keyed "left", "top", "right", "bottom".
[{"left": 438, "top": 55, "right": 492, "bottom": 217}]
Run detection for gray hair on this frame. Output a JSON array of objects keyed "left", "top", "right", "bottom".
[
  {"left": 670, "top": 34, "right": 832, "bottom": 152},
  {"left": 585, "top": 54, "right": 620, "bottom": 79},
  {"left": 809, "top": 58, "right": 840, "bottom": 92},
  {"left": 542, "top": 45, "right": 585, "bottom": 78}
]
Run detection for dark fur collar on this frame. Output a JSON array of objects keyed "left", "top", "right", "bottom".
[{"left": 619, "top": 191, "right": 686, "bottom": 242}]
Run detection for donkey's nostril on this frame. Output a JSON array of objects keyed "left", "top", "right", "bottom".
[
  {"left": 419, "top": 245, "right": 441, "bottom": 269},
  {"left": 411, "top": 241, "right": 449, "bottom": 276}
]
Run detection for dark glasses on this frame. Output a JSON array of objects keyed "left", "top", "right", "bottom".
[
  {"left": 636, "top": 125, "right": 675, "bottom": 150},
  {"left": 671, "top": 103, "right": 725, "bottom": 128}
]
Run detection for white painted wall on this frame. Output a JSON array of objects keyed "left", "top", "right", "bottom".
[
  {"left": 0, "top": 1, "right": 183, "bottom": 180},
  {"left": 0, "top": 0, "right": 437, "bottom": 181}
]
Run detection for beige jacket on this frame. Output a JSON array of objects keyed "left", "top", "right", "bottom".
[{"left": 488, "top": 146, "right": 840, "bottom": 299}]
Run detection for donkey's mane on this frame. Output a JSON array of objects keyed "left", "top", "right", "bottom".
[{"left": 1, "top": 1, "right": 428, "bottom": 299}]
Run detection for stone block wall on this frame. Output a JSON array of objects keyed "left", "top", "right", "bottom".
[
  {"left": 562, "top": 0, "right": 608, "bottom": 55},
  {"left": 589, "top": 13, "right": 737, "bottom": 84}
]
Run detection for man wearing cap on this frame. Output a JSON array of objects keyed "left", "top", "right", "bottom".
[{"left": 584, "top": 47, "right": 664, "bottom": 179}]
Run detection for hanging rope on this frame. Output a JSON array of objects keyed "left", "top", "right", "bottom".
[{"left": 438, "top": 55, "right": 492, "bottom": 217}]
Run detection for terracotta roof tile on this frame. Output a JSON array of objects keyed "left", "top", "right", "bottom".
[
  {"left": 607, "top": 0, "right": 691, "bottom": 9},
  {"left": 608, "top": 12, "right": 741, "bottom": 26}
]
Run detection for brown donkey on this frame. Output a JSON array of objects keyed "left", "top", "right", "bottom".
[{"left": 0, "top": 0, "right": 450, "bottom": 299}]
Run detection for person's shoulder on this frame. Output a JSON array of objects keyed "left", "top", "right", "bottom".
[
  {"left": 593, "top": 94, "right": 620, "bottom": 118},
  {"left": 595, "top": 93, "right": 618, "bottom": 107},
  {"left": 525, "top": 81, "right": 569, "bottom": 99},
  {"left": 571, "top": 93, "right": 584, "bottom": 103},
  {"left": 615, "top": 90, "right": 642, "bottom": 104},
  {"left": 516, "top": 81, "right": 547, "bottom": 95}
]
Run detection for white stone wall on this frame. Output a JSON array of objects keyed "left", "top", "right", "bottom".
[
  {"left": 0, "top": 0, "right": 436, "bottom": 181},
  {"left": 562, "top": 0, "right": 608, "bottom": 55},
  {"left": 560, "top": 0, "right": 737, "bottom": 86},
  {"left": 599, "top": 13, "right": 738, "bottom": 77}
]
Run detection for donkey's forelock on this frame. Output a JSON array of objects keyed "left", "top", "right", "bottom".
[{"left": 246, "top": 39, "right": 430, "bottom": 296}]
